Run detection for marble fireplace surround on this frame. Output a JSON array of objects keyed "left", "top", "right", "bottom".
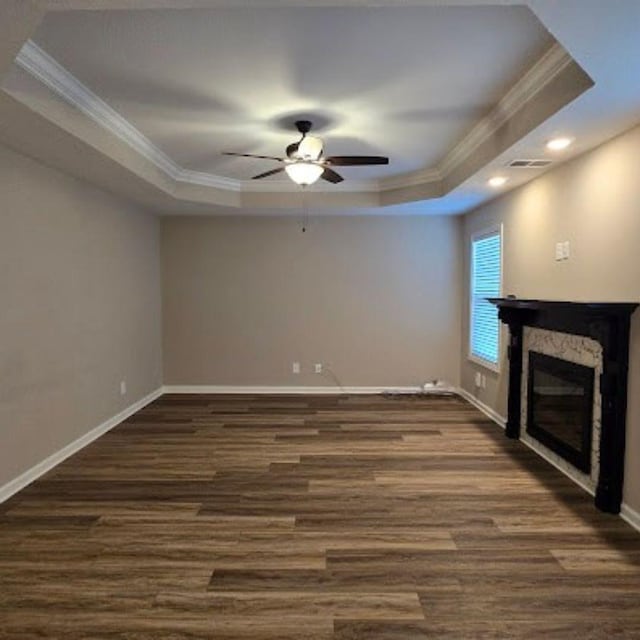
[
  {"left": 521, "top": 327, "right": 602, "bottom": 493},
  {"left": 490, "top": 299, "right": 638, "bottom": 514}
]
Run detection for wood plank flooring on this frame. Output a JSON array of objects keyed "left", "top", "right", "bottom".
[{"left": 1, "top": 393, "right": 639, "bottom": 639}]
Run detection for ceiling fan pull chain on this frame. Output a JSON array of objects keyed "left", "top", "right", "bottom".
[{"left": 301, "top": 186, "right": 309, "bottom": 233}]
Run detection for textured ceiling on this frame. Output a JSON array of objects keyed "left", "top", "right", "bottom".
[{"left": 31, "top": 5, "right": 553, "bottom": 182}]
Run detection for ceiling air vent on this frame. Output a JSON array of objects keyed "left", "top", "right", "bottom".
[{"left": 508, "top": 159, "right": 553, "bottom": 168}]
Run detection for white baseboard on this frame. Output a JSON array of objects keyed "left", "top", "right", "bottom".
[
  {"left": 456, "top": 387, "right": 506, "bottom": 428},
  {"left": 0, "top": 387, "right": 163, "bottom": 504},
  {"left": 456, "top": 387, "right": 640, "bottom": 533},
  {"left": 621, "top": 503, "right": 640, "bottom": 533},
  {"left": 4, "top": 383, "right": 639, "bottom": 535},
  {"left": 162, "top": 385, "right": 422, "bottom": 395},
  {"left": 520, "top": 437, "right": 595, "bottom": 497},
  {"left": 457, "top": 386, "right": 597, "bottom": 500}
]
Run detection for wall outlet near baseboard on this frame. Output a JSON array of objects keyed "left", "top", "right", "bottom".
[
  {"left": 474, "top": 372, "right": 487, "bottom": 389},
  {"left": 292, "top": 362, "right": 300, "bottom": 374},
  {"left": 120, "top": 380, "right": 127, "bottom": 395},
  {"left": 314, "top": 363, "right": 322, "bottom": 374}
]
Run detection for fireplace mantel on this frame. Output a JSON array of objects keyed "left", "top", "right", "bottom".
[
  {"left": 489, "top": 298, "right": 637, "bottom": 326},
  {"left": 489, "top": 298, "right": 638, "bottom": 513}
]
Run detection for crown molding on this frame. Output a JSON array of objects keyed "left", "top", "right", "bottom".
[
  {"left": 13, "top": 38, "right": 576, "bottom": 203},
  {"left": 13, "top": 39, "right": 379, "bottom": 195},
  {"left": 15, "top": 41, "right": 182, "bottom": 179},
  {"left": 378, "top": 166, "right": 442, "bottom": 191},
  {"left": 439, "top": 42, "right": 574, "bottom": 177},
  {"left": 178, "top": 168, "right": 241, "bottom": 191},
  {"left": 14, "top": 40, "right": 245, "bottom": 192}
]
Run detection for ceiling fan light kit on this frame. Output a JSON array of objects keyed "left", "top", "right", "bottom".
[
  {"left": 223, "top": 120, "right": 389, "bottom": 187},
  {"left": 285, "top": 161, "right": 325, "bottom": 186}
]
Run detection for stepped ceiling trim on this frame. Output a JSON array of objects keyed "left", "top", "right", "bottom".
[
  {"left": 438, "top": 42, "right": 573, "bottom": 178},
  {"left": 13, "top": 35, "right": 579, "bottom": 203},
  {"left": 15, "top": 40, "right": 240, "bottom": 191}
]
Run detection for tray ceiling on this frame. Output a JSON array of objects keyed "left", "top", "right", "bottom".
[
  {"left": 26, "top": 5, "right": 552, "bottom": 182},
  {"left": 3, "top": 1, "right": 638, "bottom": 215}
]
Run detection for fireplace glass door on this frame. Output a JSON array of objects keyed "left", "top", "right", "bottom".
[{"left": 526, "top": 351, "right": 594, "bottom": 473}]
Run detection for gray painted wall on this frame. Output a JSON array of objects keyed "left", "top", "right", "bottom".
[
  {"left": 3, "top": 118, "right": 640, "bottom": 520},
  {"left": 161, "top": 214, "right": 462, "bottom": 389},
  {"left": 460, "top": 122, "right": 640, "bottom": 513},
  {"left": 0, "top": 143, "right": 163, "bottom": 489}
]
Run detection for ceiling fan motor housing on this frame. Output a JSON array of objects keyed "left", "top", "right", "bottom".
[{"left": 295, "top": 120, "right": 313, "bottom": 135}]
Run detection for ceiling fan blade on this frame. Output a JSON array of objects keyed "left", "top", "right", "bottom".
[
  {"left": 326, "top": 155, "right": 389, "bottom": 166},
  {"left": 321, "top": 167, "right": 344, "bottom": 184},
  {"left": 251, "top": 167, "right": 286, "bottom": 180},
  {"left": 223, "top": 152, "right": 284, "bottom": 162}
]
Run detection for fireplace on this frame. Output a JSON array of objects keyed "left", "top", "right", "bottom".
[
  {"left": 526, "top": 351, "right": 594, "bottom": 474},
  {"left": 489, "top": 299, "right": 637, "bottom": 513}
]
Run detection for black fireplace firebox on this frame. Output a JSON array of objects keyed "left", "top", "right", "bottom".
[
  {"left": 527, "top": 351, "right": 594, "bottom": 474},
  {"left": 489, "top": 299, "right": 638, "bottom": 514}
]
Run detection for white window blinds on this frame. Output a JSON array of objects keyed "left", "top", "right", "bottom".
[{"left": 470, "top": 229, "right": 502, "bottom": 366}]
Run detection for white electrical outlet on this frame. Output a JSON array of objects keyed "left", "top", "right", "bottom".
[
  {"left": 120, "top": 380, "right": 127, "bottom": 395},
  {"left": 481, "top": 374, "right": 487, "bottom": 389},
  {"left": 314, "top": 363, "right": 323, "bottom": 374},
  {"left": 475, "top": 372, "right": 482, "bottom": 387},
  {"left": 292, "top": 362, "right": 300, "bottom": 374}
]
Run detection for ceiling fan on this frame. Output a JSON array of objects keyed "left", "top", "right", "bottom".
[{"left": 223, "top": 120, "right": 389, "bottom": 186}]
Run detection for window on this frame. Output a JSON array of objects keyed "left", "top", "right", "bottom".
[{"left": 470, "top": 226, "right": 502, "bottom": 370}]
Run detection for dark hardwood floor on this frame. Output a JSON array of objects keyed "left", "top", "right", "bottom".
[{"left": 1, "top": 393, "right": 639, "bottom": 639}]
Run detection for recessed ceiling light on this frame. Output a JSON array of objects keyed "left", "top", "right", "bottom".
[
  {"left": 488, "top": 176, "right": 508, "bottom": 188},
  {"left": 546, "top": 137, "right": 573, "bottom": 151}
]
